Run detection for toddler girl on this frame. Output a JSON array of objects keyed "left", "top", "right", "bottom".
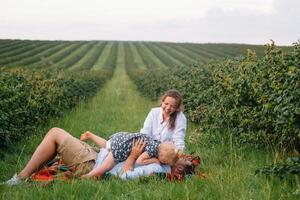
[{"left": 80, "top": 131, "right": 179, "bottom": 178}]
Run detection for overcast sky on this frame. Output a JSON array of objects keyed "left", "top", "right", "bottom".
[{"left": 0, "top": 0, "right": 299, "bottom": 45}]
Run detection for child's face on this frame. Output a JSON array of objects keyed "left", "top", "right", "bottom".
[
  {"left": 158, "top": 146, "right": 177, "bottom": 165},
  {"left": 158, "top": 151, "right": 169, "bottom": 164}
]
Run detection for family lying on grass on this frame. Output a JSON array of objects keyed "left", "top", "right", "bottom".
[{"left": 3, "top": 90, "right": 192, "bottom": 185}]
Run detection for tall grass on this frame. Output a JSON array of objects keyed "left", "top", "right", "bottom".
[{"left": 0, "top": 42, "right": 299, "bottom": 199}]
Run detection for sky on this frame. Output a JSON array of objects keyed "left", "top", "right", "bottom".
[{"left": 0, "top": 0, "right": 299, "bottom": 45}]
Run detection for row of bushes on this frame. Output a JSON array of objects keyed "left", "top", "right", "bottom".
[
  {"left": 0, "top": 68, "right": 112, "bottom": 151},
  {"left": 129, "top": 41, "right": 300, "bottom": 150}
]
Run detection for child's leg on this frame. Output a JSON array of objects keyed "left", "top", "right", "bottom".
[
  {"left": 84, "top": 151, "right": 116, "bottom": 178},
  {"left": 89, "top": 133, "right": 107, "bottom": 148},
  {"left": 80, "top": 131, "right": 107, "bottom": 148}
]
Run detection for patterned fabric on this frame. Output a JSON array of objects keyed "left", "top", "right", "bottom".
[
  {"left": 109, "top": 132, "right": 160, "bottom": 162},
  {"left": 156, "top": 154, "right": 204, "bottom": 181},
  {"left": 167, "top": 154, "right": 202, "bottom": 181}
]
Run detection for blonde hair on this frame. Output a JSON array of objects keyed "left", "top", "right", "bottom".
[
  {"left": 161, "top": 89, "right": 184, "bottom": 130},
  {"left": 158, "top": 142, "right": 179, "bottom": 166}
]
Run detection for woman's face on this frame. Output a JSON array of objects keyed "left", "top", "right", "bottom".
[{"left": 162, "top": 96, "right": 177, "bottom": 116}]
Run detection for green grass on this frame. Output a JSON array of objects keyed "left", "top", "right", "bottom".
[
  {"left": 128, "top": 42, "right": 147, "bottom": 69},
  {"left": 91, "top": 42, "right": 113, "bottom": 70},
  {"left": 0, "top": 41, "right": 299, "bottom": 199}
]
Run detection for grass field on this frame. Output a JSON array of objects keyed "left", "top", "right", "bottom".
[
  {"left": 0, "top": 40, "right": 273, "bottom": 69},
  {"left": 0, "top": 40, "right": 298, "bottom": 199}
]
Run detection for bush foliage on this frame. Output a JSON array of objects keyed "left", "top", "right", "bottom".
[
  {"left": 0, "top": 68, "right": 111, "bottom": 150},
  {"left": 255, "top": 157, "right": 300, "bottom": 178},
  {"left": 129, "top": 41, "right": 300, "bottom": 150}
]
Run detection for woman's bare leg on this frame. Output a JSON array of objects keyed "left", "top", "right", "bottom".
[{"left": 18, "top": 127, "right": 72, "bottom": 179}]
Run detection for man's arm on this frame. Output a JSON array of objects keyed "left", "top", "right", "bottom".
[{"left": 121, "top": 138, "right": 146, "bottom": 174}]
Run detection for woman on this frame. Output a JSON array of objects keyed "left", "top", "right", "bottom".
[
  {"left": 140, "top": 89, "right": 187, "bottom": 151},
  {"left": 3, "top": 127, "right": 147, "bottom": 185}
]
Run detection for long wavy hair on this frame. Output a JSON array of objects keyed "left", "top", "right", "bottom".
[{"left": 161, "top": 89, "right": 184, "bottom": 130}]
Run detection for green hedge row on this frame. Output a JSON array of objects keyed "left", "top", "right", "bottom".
[
  {"left": 0, "top": 68, "right": 111, "bottom": 150},
  {"left": 130, "top": 42, "right": 300, "bottom": 150}
]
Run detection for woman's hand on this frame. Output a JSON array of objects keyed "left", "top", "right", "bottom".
[
  {"left": 121, "top": 139, "right": 146, "bottom": 174},
  {"left": 130, "top": 138, "right": 146, "bottom": 159},
  {"left": 80, "top": 131, "right": 92, "bottom": 141}
]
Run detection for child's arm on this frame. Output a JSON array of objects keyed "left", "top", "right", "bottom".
[
  {"left": 81, "top": 151, "right": 116, "bottom": 179},
  {"left": 136, "top": 152, "right": 160, "bottom": 165},
  {"left": 80, "top": 131, "right": 107, "bottom": 148}
]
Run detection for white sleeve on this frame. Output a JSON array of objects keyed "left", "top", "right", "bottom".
[
  {"left": 119, "top": 164, "right": 171, "bottom": 180},
  {"left": 140, "top": 109, "right": 153, "bottom": 135},
  {"left": 104, "top": 149, "right": 171, "bottom": 180},
  {"left": 172, "top": 113, "right": 187, "bottom": 151}
]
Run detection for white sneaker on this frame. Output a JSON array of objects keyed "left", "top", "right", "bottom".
[{"left": 4, "top": 174, "right": 22, "bottom": 186}]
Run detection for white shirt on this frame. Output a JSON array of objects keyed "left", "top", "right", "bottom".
[
  {"left": 94, "top": 148, "right": 170, "bottom": 180},
  {"left": 140, "top": 107, "right": 187, "bottom": 150}
]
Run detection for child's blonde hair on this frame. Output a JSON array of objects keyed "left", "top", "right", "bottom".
[{"left": 158, "top": 142, "right": 179, "bottom": 166}]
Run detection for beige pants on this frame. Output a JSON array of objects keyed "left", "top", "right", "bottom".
[{"left": 57, "top": 136, "right": 98, "bottom": 175}]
